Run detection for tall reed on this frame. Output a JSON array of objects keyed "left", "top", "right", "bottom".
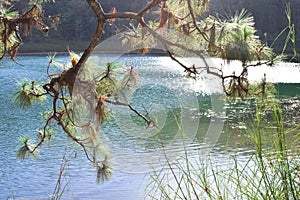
[{"left": 146, "top": 96, "right": 300, "bottom": 200}]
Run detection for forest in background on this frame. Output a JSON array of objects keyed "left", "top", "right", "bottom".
[{"left": 13, "top": 0, "right": 299, "bottom": 53}]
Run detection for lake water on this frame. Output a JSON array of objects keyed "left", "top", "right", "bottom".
[{"left": 0, "top": 55, "right": 299, "bottom": 199}]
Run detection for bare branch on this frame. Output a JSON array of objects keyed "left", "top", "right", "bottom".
[
  {"left": 138, "top": 0, "right": 161, "bottom": 17},
  {"left": 105, "top": 12, "right": 139, "bottom": 21},
  {"left": 104, "top": 98, "right": 155, "bottom": 127},
  {"left": 166, "top": 50, "right": 198, "bottom": 74},
  {"left": 186, "top": 0, "right": 209, "bottom": 41},
  {"left": 75, "top": 0, "right": 106, "bottom": 73}
]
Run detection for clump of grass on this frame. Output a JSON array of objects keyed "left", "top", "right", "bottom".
[{"left": 146, "top": 96, "right": 299, "bottom": 200}]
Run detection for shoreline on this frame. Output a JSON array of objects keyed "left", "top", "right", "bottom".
[
  {"left": 17, "top": 50, "right": 170, "bottom": 57},
  {"left": 15, "top": 52, "right": 300, "bottom": 63},
  {"left": 17, "top": 40, "right": 299, "bottom": 62}
]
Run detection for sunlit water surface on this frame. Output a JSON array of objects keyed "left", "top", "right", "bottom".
[{"left": 0, "top": 55, "right": 299, "bottom": 199}]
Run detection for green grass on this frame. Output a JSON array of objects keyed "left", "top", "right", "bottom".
[{"left": 146, "top": 97, "right": 300, "bottom": 200}]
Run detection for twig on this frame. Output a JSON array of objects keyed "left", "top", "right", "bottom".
[
  {"left": 104, "top": 98, "right": 156, "bottom": 127},
  {"left": 186, "top": 0, "right": 209, "bottom": 42}
]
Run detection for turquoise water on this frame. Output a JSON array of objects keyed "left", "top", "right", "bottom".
[{"left": 0, "top": 55, "right": 299, "bottom": 199}]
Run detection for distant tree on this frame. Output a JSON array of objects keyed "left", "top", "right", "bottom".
[{"left": 210, "top": 0, "right": 299, "bottom": 53}]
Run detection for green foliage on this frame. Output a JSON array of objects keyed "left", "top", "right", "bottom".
[
  {"left": 37, "top": 128, "right": 55, "bottom": 144},
  {"left": 0, "top": 5, "right": 19, "bottom": 18},
  {"left": 244, "top": 103, "right": 299, "bottom": 200},
  {"left": 79, "top": 57, "right": 140, "bottom": 103},
  {"left": 96, "top": 160, "right": 112, "bottom": 183},
  {"left": 206, "top": 9, "right": 275, "bottom": 63},
  {"left": 271, "top": 3, "right": 297, "bottom": 61},
  {"left": 147, "top": 97, "right": 300, "bottom": 200},
  {"left": 168, "top": 0, "right": 210, "bottom": 17},
  {"left": 94, "top": 62, "right": 118, "bottom": 98},
  {"left": 17, "top": 136, "right": 38, "bottom": 159},
  {"left": 226, "top": 80, "right": 277, "bottom": 102},
  {"left": 13, "top": 80, "right": 46, "bottom": 109},
  {"left": 12, "top": 51, "right": 142, "bottom": 187}
]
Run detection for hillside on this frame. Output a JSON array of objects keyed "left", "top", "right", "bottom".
[{"left": 13, "top": 0, "right": 299, "bottom": 53}]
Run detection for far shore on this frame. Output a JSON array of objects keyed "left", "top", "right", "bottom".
[{"left": 16, "top": 41, "right": 299, "bottom": 63}]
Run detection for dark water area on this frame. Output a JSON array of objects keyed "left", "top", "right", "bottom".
[
  {"left": 276, "top": 83, "right": 300, "bottom": 97},
  {"left": 0, "top": 55, "right": 299, "bottom": 199}
]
